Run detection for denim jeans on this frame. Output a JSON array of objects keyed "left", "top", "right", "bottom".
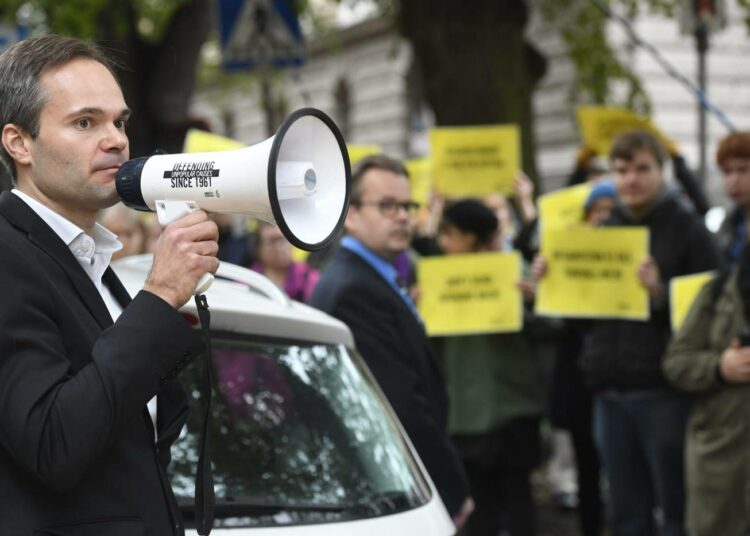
[{"left": 593, "top": 390, "right": 690, "bottom": 536}]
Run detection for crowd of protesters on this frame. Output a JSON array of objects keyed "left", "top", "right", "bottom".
[{"left": 95, "top": 128, "right": 750, "bottom": 536}]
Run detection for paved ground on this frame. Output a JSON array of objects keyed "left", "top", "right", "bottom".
[{"left": 538, "top": 495, "right": 586, "bottom": 536}]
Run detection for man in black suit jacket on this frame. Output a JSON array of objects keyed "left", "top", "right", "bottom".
[
  {"left": 309, "top": 155, "right": 472, "bottom": 528},
  {"left": 0, "top": 35, "right": 219, "bottom": 535}
]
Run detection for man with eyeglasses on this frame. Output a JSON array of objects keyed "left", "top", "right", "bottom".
[{"left": 309, "top": 154, "right": 472, "bottom": 529}]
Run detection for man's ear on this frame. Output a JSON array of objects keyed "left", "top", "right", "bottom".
[
  {"left": 344, "top": 203, "right": 359, "bottom": 233},
  {"left": 2, "top": 124, "right": 32, "bottom": 167}
]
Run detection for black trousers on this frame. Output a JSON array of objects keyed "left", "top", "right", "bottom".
[
  {"left": 454, "top": 417, "right": 541, "bottom": 536},
  {"left": 569, "top": 411, "right": 603, "bottom": 536}
]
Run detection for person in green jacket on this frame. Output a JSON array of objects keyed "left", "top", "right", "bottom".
[
  {"left": 662, "top": 131, "right": 750, "bottom": 536},
  {"left": 663, "top": 263, "right": 750, "bottom": 536},
  {"left": 434, "top": 199, "right": 548, "bottom": 536}
]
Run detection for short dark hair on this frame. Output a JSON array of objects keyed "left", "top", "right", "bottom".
[
  {"left": 609, "top": 130, "right": 666, "bottom": 168},
  {"left": 0, "top": 34, "right": 117, "bottom": 181},
  {"left": 350, "top": 154, "right": 409, "bottom": 203},
  {"left": 716, "top": 132, "right": 750, "bottom": 169},
  {"left": 441, "top": 198, "right": 499, "bottom": 247}
]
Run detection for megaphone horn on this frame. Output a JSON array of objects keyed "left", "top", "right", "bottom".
[{"left": 116, "top": 107, "right": 351, "bottom": 255}]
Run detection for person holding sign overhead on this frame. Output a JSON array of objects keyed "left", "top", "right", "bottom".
[
  {"left": 308, "top": 154, "right": 473, "bottom": 529},
  {"left": 433, "top": 199, "right": 548, "bottom": 536},
  {"left": 662, "top": 131, "right": 750, "bottom": 536},
  {"left": 535, "top": 130, "right": 720, "bottom": 536}
]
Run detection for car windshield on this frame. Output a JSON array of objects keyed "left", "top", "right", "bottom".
[{"left": 169, "top": 334, "right": 431, "bottom": 528}]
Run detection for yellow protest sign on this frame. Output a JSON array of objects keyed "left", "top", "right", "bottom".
[
  {"left": 577, "top": 106, "right": 676, "bottom": 156},
  {"left": 418, "top": 251, "right": 523, "bottom": 336},
  {"left": 347, "top": 144, "right": 382, "bottom": 165},
  {"left": 536, "top": 226, "right": 650, "bottom": 320},
  {"left": 539, "top": 183, "right": 593, "bottom": 230},
  {"left": 429, "top": 124, "right": 520, "bottom": 197},
  {"left": 405, "top": 158, "right": 433, "bottom": 207},
  {"left": 670, "top": 271, "right": 715, "bottom": 332},
  {"left": 291, "top": 246, "right": 309, "bottom": 263},
  {"left": 183, "top": 129, "right": 245, "bottom": 153}
]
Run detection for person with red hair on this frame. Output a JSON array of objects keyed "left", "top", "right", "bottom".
[
  {"left": 715, "top": 132, "right": 750, "bottom": 266},
  {"left": 663, "top": 131, "right": 750, "bottom": 536}
]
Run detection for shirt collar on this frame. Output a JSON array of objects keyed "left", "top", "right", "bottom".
[
  {"left": 12, "top": 189, "right": 122, "bottom": 262},
  {"left": 341, "top": 236, "right": 399, "bottom": 285}
]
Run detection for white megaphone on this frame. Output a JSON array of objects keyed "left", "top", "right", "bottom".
[{"left": 116, "top": 107, "right": 351, "bottom": 293}]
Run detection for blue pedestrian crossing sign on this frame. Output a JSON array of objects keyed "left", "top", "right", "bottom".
[{"left": 218, "top": 0, "right": 305, "bottom": 72}]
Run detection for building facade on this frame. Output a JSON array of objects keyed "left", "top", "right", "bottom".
[{"left": 190, "top": 3, "right": 750, "bottom": 198}]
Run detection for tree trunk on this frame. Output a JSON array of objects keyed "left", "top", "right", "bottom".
[
  {"left": 397, "top": 0, "right": 546, "bottom": 185},
  {"left": 98, "top": 0, "right": 213, "bottom": 158}
]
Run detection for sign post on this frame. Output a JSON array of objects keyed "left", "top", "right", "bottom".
[{"left": 217, "top": 0, "right": 305, "bottom": 136}]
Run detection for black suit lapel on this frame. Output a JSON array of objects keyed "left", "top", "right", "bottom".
[
  {"left": 339, "top": 247, "right": 444, "bottom": 396},
  {"left": 340, "top": 248, "right": 427, "bottom": 336},
  {"left": 0, "top": 192, "right": 115, "bottom": 329}
]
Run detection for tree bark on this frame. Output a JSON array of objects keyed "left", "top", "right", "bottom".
[
  {"left": 98, "top": 0, "right": 213, "bottom": 158},
  {"left": 397, "top": 0, "right": 546, "bottom": 185}
]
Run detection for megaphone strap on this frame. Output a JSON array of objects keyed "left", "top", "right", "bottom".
[{"left": 194, "top": 294, "right": 215, "bottom": 535}]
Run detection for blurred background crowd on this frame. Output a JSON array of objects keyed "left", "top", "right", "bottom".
[{"left": 4, "top": 0, "right": 750, "bottom": 534}]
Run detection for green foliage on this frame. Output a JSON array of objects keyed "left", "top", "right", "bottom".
[
  {"left": 0, "top": 0, "right": 189, "bottom": 42},
  {"left": 535, "top": 0, "right": 652, "bottom": 115},
  {"left": 132, "top": 0, "right": 191, "bottom": 42},
  {"left": 739, "top": 0, "right": 750, "bottom": 32},
  {"left": 0, "top": 0, "right": 107, "bottom": 37},
  {"left": 533, "top": 0, "right": 750, "bottom": 116}
]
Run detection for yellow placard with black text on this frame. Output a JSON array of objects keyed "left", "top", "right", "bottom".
[
  {"left": 430, "top": 124, "right": 520, "bottom": 197},
  {"left": 418, "top": 251, "right": 523, "bottom": 336},
  {"left": 536, "top": 226, "right": 650, "bottom": 320},
  {"left": 405, "top": 158, "right": 433, "bottom": 207},
  {"left": 347, "top": 144, "right": 382, "bottom": 165},
  {"left": 577, "top": 106, "right": 676, "bottom": 156},
  {"left": 183, "top": 129, "right": 245, "bottom": 153},
  {"left": 539, "top": 183, "right": 593, "bottom": 230},
  {"left": 670, "top": 271, "right": 715, "bottom": 332}
]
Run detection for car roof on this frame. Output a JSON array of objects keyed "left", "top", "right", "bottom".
[{"left": 112, "top": 255, "right": 354, "bottom": 347}]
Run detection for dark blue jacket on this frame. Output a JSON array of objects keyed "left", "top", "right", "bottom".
[{"left": 309, "top": 246, "right": 469, "bottom": 515}]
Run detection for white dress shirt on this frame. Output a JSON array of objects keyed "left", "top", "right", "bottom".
[{"left": 12, "top": 189, "right": 158, "bottom": 435}]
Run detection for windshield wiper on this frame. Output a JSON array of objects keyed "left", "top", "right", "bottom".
[{"left": 178, "top": 495, "right": 350, "bottom": 518}]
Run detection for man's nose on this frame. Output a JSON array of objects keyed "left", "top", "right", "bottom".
[
  {"left": 394, "top": 204, "right": 410, "bottom": 221},
  {"left": 620, "top": 170, "right": 637, "bottom": 184},
  {"left": 101, "top": 124, "right": 128, "bottom": 152}
]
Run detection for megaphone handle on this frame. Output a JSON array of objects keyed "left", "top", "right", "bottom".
[
  {"left": 195, "top": 273, "right": 214, "bottom": 294},
  {"left": 155, "top": 200, "right": 215, "bottom": 295}
]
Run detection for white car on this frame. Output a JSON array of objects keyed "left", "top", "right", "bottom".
[{"left": 113, "top": 255, "right": 454, "bottom": 536}]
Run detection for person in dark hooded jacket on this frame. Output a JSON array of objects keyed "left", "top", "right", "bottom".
[
  {"left": 535, "top": 130, "right": 720, "bottom": 536},
  {"left": 579, "top": 131, "right": 721, "bottom": 536}
]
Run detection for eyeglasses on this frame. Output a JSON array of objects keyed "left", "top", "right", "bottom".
[{"left": 354, "top": 200, "right": 421, "bottom": 218}]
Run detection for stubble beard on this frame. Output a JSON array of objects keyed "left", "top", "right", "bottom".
[{"left": 61, "top": 178, "right": 120, "bottom": 214}]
